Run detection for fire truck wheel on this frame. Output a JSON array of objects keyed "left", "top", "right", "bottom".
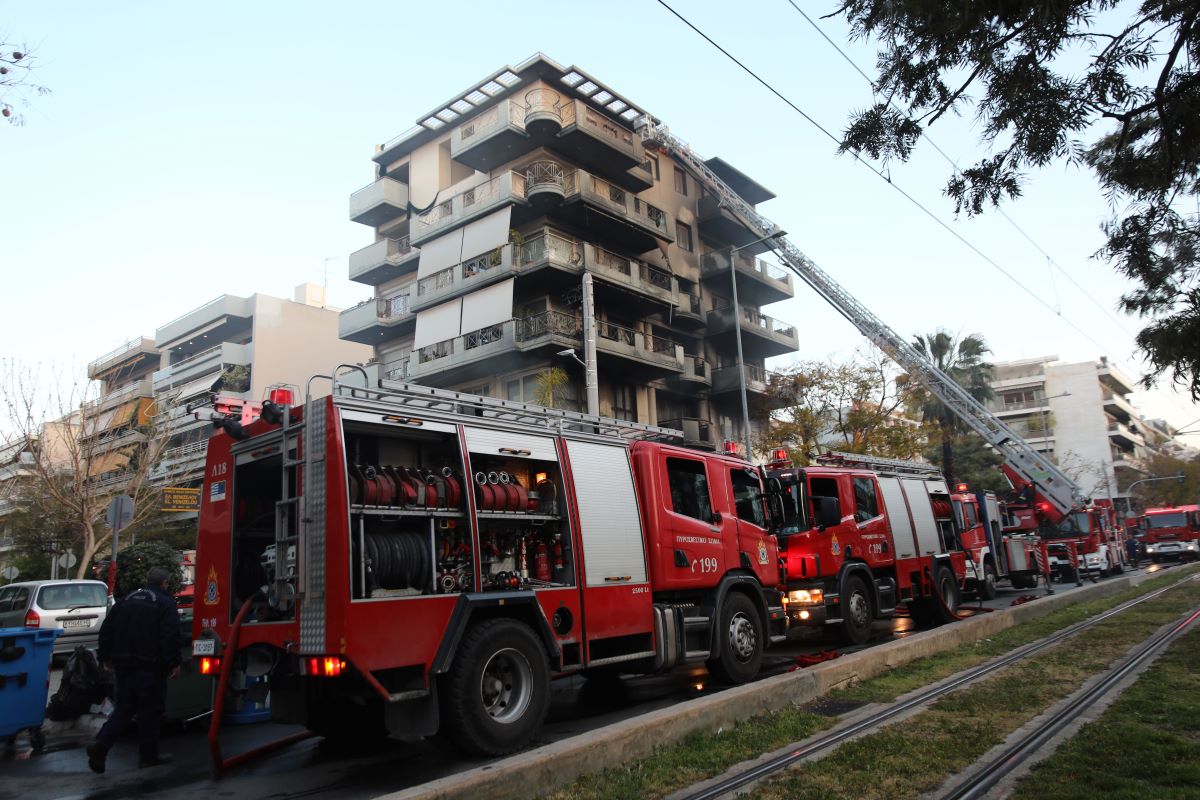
[
  {"left": 931, "top": 565, "right": 959, "bottom": 624},
  {"left": 840, "top": 574, "right": 873, "bottom": 645},
  {"left": 440, "top": 618, "right": 549, "bottom": 756},
  {"left": 979, "top": 561, "right": 998, "bottom": 601},
  {"left": 706, "top": 591, "right": 763, "bottom": 684}
]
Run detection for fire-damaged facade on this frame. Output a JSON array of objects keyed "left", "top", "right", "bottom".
[{"left": 341, "top": 54, "right": 798, "bottom": 452}]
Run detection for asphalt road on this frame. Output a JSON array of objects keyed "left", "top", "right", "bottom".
[{"left": 0, "top": 563, "right": 1175, "bottom": 800}]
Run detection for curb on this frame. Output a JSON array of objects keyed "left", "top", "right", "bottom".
[{"left": 375, "top": 574, "right": 1148, "bottom": 800}]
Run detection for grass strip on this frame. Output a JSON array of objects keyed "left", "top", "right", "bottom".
[
  {"left": 542, "top": 567, "right": 1198, "bottom": 800},
  {"left": 1007, "top": 626, "right": 1200, "bottom": 800},
  {"left": 749, "top": 580, "right": 1200, "bottom": 800}
]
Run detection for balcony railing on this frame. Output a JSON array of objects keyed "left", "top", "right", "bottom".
[
  {"left": 516, "top": 311, "right": 580, "bottom": 342},
  {"left": 518, "top": 231, "right": 583, "bottom": 268},
  {"left": 411, "top": 172, "right": 527, "bottom": 243},
  {"left": 384, "top": 359, "right": 411, "bottom": 382},
  {"left": 658, "top": 417, "right": 714, "bottom": 447},
  {"left": 995, "top": 397, "right": 1049, "bottom": 412},
  {"left": 417, "top": 323, "right": 507, "bottom": 366},
  {"left": 88, "top": 337, "right": 147, "bottom": 374},
  {"left": 416, "top": 246, "right": 509, "bottom": 299}
]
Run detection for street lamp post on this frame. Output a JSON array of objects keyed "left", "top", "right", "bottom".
[{"left": 727, "top": 231, "right": 784, "bottom": 460}]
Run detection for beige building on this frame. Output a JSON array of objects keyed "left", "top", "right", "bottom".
[
  {"left": 146, "top": 283, "right": 372, "bottom": 487},
  {"left": 341, "top": 55, "right": 798, "bottom": 451}
]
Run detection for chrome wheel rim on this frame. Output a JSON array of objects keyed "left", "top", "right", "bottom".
[
  {"left": 728, "top": 612, "right": 758, "bottom": 662},
  {"left": 479, "top": 647, "right": 533, "bottom": 724}
]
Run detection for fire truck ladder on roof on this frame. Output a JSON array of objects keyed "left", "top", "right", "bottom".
[
  {"left": 634, "top": 116, "right": 1082, "bottom": 520},
  {"left": 815, "top": 450, "right": 944, "bottom": 479},
  {"left": 336, "top": 374, "right": 684, "bottom": 442}
]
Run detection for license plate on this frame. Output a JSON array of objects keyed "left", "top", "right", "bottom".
[
  {"left": 192, "top": 638, "right": 216, "bottom": 656},
  {"left": 62, "top": 618, "right": 91, "bottom": 630}
]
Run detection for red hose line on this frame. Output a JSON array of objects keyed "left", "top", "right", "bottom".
[{"left": 207, "top": 590, "right": 315, "bottom": 777}]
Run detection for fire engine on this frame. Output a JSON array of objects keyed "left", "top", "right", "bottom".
[
  {"left": 1142, "top": 504, "right": 1200, "bottom": 562},
  {"left": 635, "top": 115, "right": 1124, "bottom": 592},
  {"left": 954, "top": 488, "right": 1041, "bottom": 595},
  {"left": 192, "top": 374, "right": 786, "bottom": 755},
  {"left": 767, "top": 450, "right": 967, "bottom": 644}
]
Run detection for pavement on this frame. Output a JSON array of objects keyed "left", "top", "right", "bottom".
[{"left": 0, "top": 562, "right": 1188, "bottom": 800}]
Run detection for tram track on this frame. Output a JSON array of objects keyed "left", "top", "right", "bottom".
[{"left": 674, "top": 572, "right": 1200, "bottom": 800}]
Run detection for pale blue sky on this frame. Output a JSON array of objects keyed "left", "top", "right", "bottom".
[{"left": 2, "top": 0, "right": 1197, "bottom": 431}]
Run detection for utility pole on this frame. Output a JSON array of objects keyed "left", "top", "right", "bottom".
[{"left": 581, "top": 273, "right": 599, "bottom": 417}]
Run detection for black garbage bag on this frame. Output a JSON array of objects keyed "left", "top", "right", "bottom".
[{"left": 46, "top": 646, "right": 111, "bottom": 721}]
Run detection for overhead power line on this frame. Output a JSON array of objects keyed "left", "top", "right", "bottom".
[
  {"left": 782, "top": 0, "right": 1139, "bottom": 341},
  {"left": 653, "top": 0, "right": 1125, "bottom": 364}
]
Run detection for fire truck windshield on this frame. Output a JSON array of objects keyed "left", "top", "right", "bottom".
[
  {"left": 1046, "top": 510, "right": 1090, "bottom": 539},
  {"left": 1146, "top": 512, "right": 1188, "bottom": 529}
]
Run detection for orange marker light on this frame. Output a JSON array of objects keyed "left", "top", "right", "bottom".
[{"left": 199, "top": 657, "right": 221, "bottom": 675}]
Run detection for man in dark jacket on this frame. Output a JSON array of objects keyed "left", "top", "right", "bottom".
[{"left": 86, "top": 566, "right": 181, "bottom": 773}]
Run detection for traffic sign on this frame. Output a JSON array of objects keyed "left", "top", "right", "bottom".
[
  {"left": 57, "top": 552, "right": 77, "bottom": 570},
  {"left": 0, "top": 566, "right": 18, "bottom": 581},
  {"left": 105, "top": 495, "right": 134, "bottom": 530}
]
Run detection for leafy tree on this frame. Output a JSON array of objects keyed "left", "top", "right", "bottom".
[
  {"left": 113, "top": 541, "right": 183, "bottom": 598},
  {"left": 532, "top": 367, "right": 570, "bottom": 408},
  {"left": 762, "top": 347, "right": 927, "bottom": 464},
  {"left": 909, "top": 330, "right": 994, "bottom": 484},
  {"left": 832, "top": 2, "right": 1200, "bottom": 398},
  {"left": 1130, "top": 452, "right": 1200, "bottom": 508},
  {"left": 923, "top": 432, "right": 1010, "bottom": 494}
]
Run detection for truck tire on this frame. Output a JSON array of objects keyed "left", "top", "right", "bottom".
[
  {"left": 706, "top": 591, "right": 763, "bottom": 684},
  {"left": 439, "top": 618, "right": 549, "bottom": 756},
  {"left": 910, "top": 565, "right": 960, "bottom": 627},
  {"left": 839, "top": 574, "right": 873, "bottom": 645},
  {"left": 978, "top": 561, "right": 998, "bottom": 601}
]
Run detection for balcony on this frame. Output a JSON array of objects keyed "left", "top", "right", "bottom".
[
  {"left": 664, "top": 356, "right": 712, "bottom": 393},
  {"left": 413, "top": 244, "right": 518, "bottom": 312},
  {"left": 150, "top": 441, "right": 209, "bottom": 485},
  {"left": 407, "top": 321, "right": 521, "bottom": 386},
  {"left": 700, "top": 249, "right": 794, "bottom": 306},
  {"left": 1098, "top": 360, "right": 1135, "bottom": 395},
  {"left": 705, "top": 305, "right": 798, "bottom": 358},
  {"left": 157, "top": 295, "right": 254, "bottom": 349},
  {"left": 711, "top": 364, "right": 773, "bottom": 398},
  {"left": 658, "top": 417, "right": 716, "bottom": 451},
  {"left": 349, "top": 236, "right": 419, "bottom": 286},
  {"left": 409, "top": 172, "right": 531, "bottom": 246},
  {"left": 152, "top": 341, "right": 252, "bottom": 391},
  {"left": 1108, "top": 420, "right": 1144, "bottom": 448},
  {"left": 339, "top": 292, "right": 415, "bottom": 344},
  {"left": 1101, "top": 388, "right": 1137, "bottom": 423},
  {"left": 88, "top": 337, "right": 158, "bottom": 381},
  {"left": 583, "top": 243, "right": 675, "bottom": 308},
  {"left": 350, "top": 178, "right": 409, "bottom": 227},
  {"left": 673, "top": 291, "right": 705, "bottom": 328},
  {"left": 87, "top": 377, "right": 154, "bottom": 412},
  {"left": 451, "top": 88, "right": 646, "bottom": 189},
  {"left": 696, "top": 195, "right": 786, "bottom": 251},
  {"left": 524, "top": 163, "right": 672, "bottom": 253}
]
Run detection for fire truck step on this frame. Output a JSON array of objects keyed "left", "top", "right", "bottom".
[
  {"left": 586, "top": 651, "right": 656, "bottom": 668},
  {"left": 685, "top": 649, "right": 711, "bottom": 659}
]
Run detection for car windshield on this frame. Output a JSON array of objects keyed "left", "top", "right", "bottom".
[
  {"left": 37, "top": 583, "right": 107, "bottom": 610},
  {"left": 1145, "top": 512, "right": 1187, "bottom": 529}
]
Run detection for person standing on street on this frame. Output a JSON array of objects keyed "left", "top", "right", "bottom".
[{"left": 86, "top": 566, "right": 181, "bottom": 773}]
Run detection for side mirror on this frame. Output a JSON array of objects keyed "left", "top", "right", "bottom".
[{"left": 814, "top": 496, "right": 840, "bottom": 530}]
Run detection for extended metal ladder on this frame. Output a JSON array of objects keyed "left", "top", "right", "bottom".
[{"left": 635, "top": 116, "right": 1082, "bottom": 519}]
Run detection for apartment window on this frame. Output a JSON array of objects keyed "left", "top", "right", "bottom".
[
  {"left": 644, "top": 153, "right": 660, "bottom": 180},
  {"left": 667, "top": 457, "right": 713, "bottom": 523},
  {"left": 673, "top": 166, "right": 688, "bottom": 196},
  {"left": 677, "top": 222, "right": 693, "bottom": 252},
  {"left": 461, "top": 383, "right": 490, "bottom": 397},
  {"left": 613, "top": 384, "right": 636, "bottom": 421},
  {"left": 853, "top": 478, "right": 879, "bottom": 523},
  {"left": 1002, "top": 389, "right": 1040, "bottom": 408}
]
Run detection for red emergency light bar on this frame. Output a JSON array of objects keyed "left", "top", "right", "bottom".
[
  {"left": 267, "top": 386, "right": 295, "bottom": 406},
  {"left": 956, "top": 482, "right": 969, "bottom": 493},
  {"left": 722, "top": 440, "right": 739, "bottom": 454}
]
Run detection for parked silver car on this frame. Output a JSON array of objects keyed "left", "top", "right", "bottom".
[{"left": 0, "top": 580, "right": 110, "bottom": 656}]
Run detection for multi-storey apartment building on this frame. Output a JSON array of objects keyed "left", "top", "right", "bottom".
[
  {"left": 341, "top": 55, "right": 798, "bottom": 452},
  {"left": 148, "top": 283, "right": 372, "bottom": 488},
  {"left": 84, "top": 337, "right": 160, "bottom": 491},
  {"left": 988, "top": 355, "right": 1148, "bottom": 500}
]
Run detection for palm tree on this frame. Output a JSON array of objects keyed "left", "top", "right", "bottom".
[{"left": 911, "top": 330, "right": 995, "bottom": 484}]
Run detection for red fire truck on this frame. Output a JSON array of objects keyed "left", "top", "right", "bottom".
[
  {"left": 766, "top": 451, "right": 967, "bottom": 644},
  {"left": 954, "top": 489, "right": 1042, "bottom": 595},
  {"left": 192, "top": 375, "right": 786, "bottom": 755},
  {"left": 1142, "top": 504, "right": 1200, "bottom": 562}
]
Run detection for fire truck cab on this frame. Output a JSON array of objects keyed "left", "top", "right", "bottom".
[
  {"left": 766, "top": 451, "right": 967, "bottom": 644},
  {"left": 192, "top": 375, "right": 785, "bottom": 755},
  {"left": 1142, "top": 505, "right": 1200, "bottom": 562}
]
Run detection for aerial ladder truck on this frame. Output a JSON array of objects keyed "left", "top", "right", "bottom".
[{"left": 634, "top": 116, "right": 1123, "bottom": 590}]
